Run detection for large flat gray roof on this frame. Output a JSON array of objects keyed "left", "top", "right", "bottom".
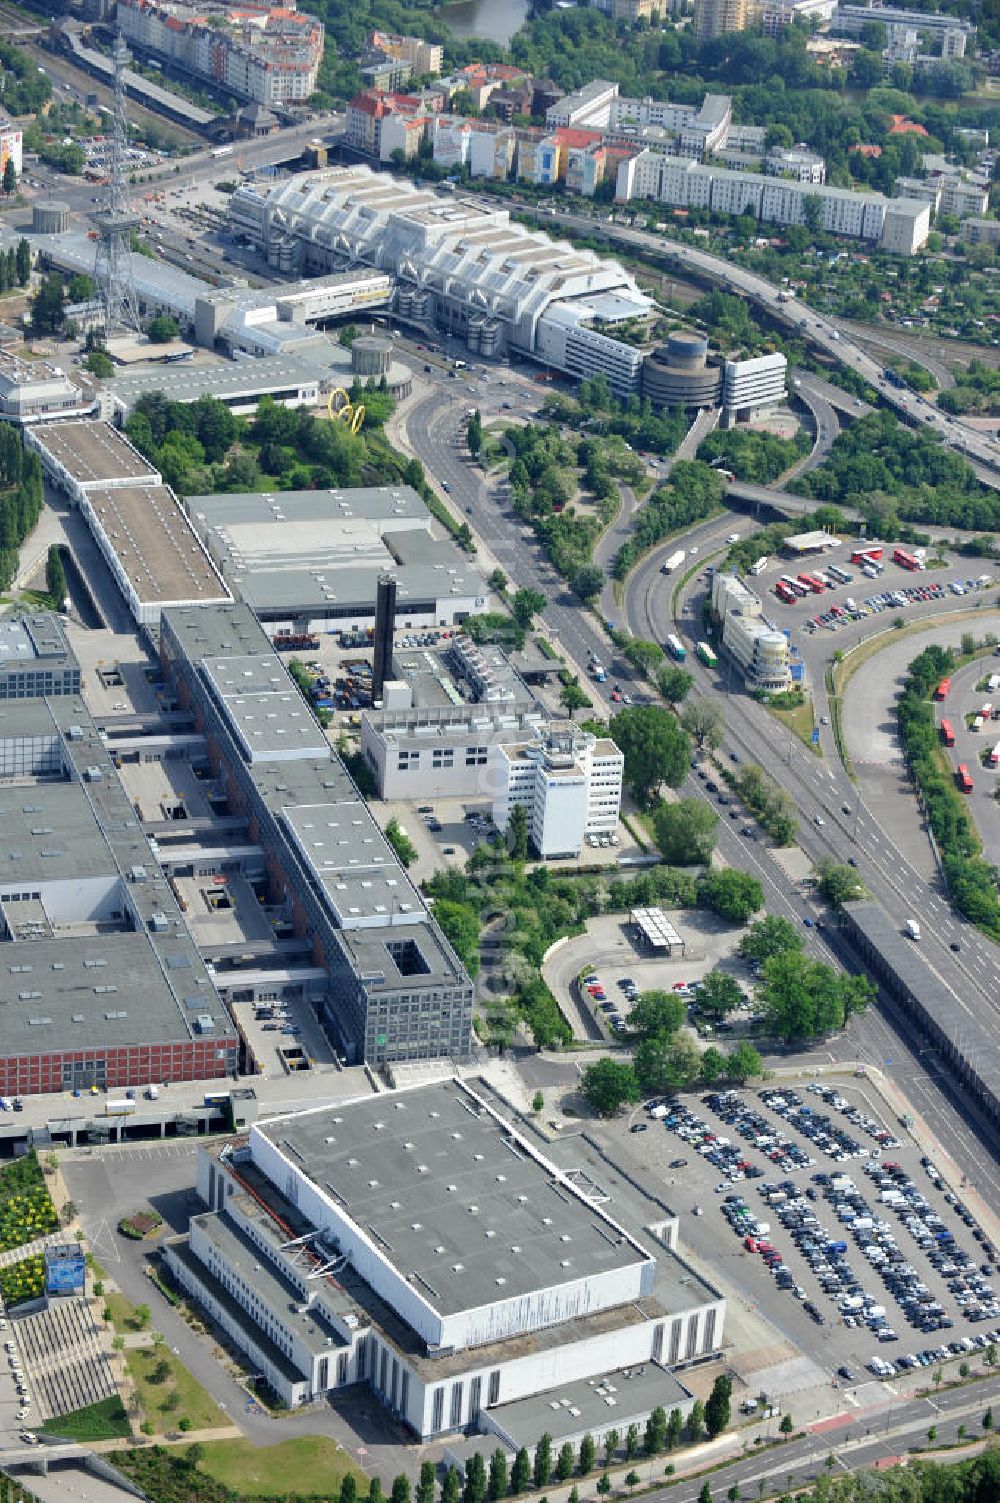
[
  {"left": 0, "top": 614, "right": 76, "bottom": 671},
  {"left": 0, "top": 780, "right": 116, "bottom": 884},
  {"left": 257, "top": 1079, "right": 649, "bottom": 1318},
  {"left": 488, "top": 1362, "right": 693, "bottom": 1454},
  {"left": 280, "top": 800, "right": 425, "bottom": 925},
  {"left": 31, "top": 421, "right": 156, "bottom": 486}
]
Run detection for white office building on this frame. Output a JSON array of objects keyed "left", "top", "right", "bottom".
[
  {"left": 492, "top": 722, "right": 623, "bottom": 859},
  {"left": 722, "top": 352, "right": 787, "bottom": 425},
  {"left": 711, "top": 574, "right": 792, "bottom": 691},
  {"left": 165, "top": 1079, "right": 723, "bottom": 1435}
]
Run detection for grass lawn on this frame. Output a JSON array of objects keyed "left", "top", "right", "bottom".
[
  {"left": 126, "top": 1342, "right": 229, "bottom": 1433},
  {"left": 197, "top": 1434, "right": 363, "bottom": 1498},
  {"left": 106, "top": 1292, "right": 146, "bottom": 1333},
  {"left": 767, "top": 696, "right": 820, "bottom": 756},
  {"left": 40, "top": 1395, "right": 130, "bottom": 1441}
]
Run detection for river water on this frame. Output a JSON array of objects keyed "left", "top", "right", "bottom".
[{"left": 438, "top": 0, "right": 532, "bottom": 46}]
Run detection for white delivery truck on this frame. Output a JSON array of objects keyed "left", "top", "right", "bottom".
[
  {"left": 660, "top": 549, "right": 686, "bottom": 576},
  {"left": 905, "top": 919, "right": 921, "bottom": 941}
]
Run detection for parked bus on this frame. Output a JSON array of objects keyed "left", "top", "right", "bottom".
[
  {"left": 696, "top": 642, "right": 718, "bottom": 668},
  {"left": 850, "top": 546, "right": 883, "bottom": 564},
  {"left": 665, "top": 634, "right": 687, "bottom": 662},
  {"left": 990, "top": 742, "right": 1000, "bottom": 768},
  {"left": 892, "top": 547, "right": 920, "bottom": 571},
  {"left": 798, "top": 573, "right": 826, "bottom": 595},
  {"left": 956, "top": 764, "right": 974, "bottom": 793},
  {"left": 775, "top": 583, "right": 796, "bottom": 604},
  {"left": 934, "top": 678, "right": 951, "bottom": 701},
  {"left": 750, "top": 556, "right": 769, "bottom": 576},
  {"left": 827, "top": 564, "right": 851, "bottom": 584},
  {"left": 940, "top": 718, "right": 956, "bottom": 747}
]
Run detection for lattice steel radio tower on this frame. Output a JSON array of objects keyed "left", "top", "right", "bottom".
[{"left": 92, "top": 32, "right": 142, "bottom": 337}]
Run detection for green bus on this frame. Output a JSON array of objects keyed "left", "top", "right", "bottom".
[{"left": 696, "top": 641, "right": 718, "bottom": 669}]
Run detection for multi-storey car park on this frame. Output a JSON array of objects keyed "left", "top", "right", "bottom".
[
  {"left": 158, "top": 602, "right": 474, "bottom": 1068},
  {"left": 165, "top": 1076, "right": 724, "bottom": 1431}
]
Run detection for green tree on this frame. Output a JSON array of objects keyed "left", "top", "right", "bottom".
[
  {"left": 697, "top": 970, "right": 743, "bottom": 1019},
  {"left": 699, "top": 1486, "right": 712, "bottom": 1503},
  {"left": 2, "top": 156, "right": 16, "bottom": 194},
  {"left": 596, "top": 1478, "right": 611, "bottom": 1498},
  {"left": 467, "top": 409, "right": 483, "bottom": 456},
  {"left": 666, "top": 1408, "right": 683, "bottom": 1450},
  {"left": 705, "top": 1375, "right": 732, "bottom": 1439},
  {"left": 369, "top": 1480, "right": 384, "bottom": 1503},
  {"left": 634, "top": 1031, "right": 701, "bottom": 1094},
  {"left": 602, "top": 1430, "right": 619, "bottom": 1468},
  {"left": 67, "top": 273, "right": 94, "bottom": 302},
  {"left": 417, "top": 1462, "right": 436, "bottom": 1503},
  {"left": 433, "top": 900, "right": 480, "bottom": 979},
  {"left": 580, "top": 1057, "right": 641, "bottom": 1117},
  {"left": 15, "top": 238, "right": 31, "bottom": 286},
  {"left": 393, "top": 1477, "right": 412, "bottom": 1503},
  {"left": 147, "top": 314, "right": 180, "bottom": 344},
  {"left": 738, "top": 916, "right": 803, "bottom": 966},
  {"left": 30, "top": 272, "right": 65, "bottom": 335},
  {"left": 533, "top": 1434, "right": 552, "bottom": 1490},
  {"left": 441, "top": 1468, "right": 461, "bottom": 1503},
  {"left": 560, "top": 675, "right": 590, "bottom": 716},
  {"left": 658, "top": 665, "right": 694, "bottom": 705},
  {"left": 652, "top": 798, "right": 719, "bottom": 866},
  {"left": 688, "top": 1399, "right": 705, "bottom": 1442},
  {"left": 578, "top": 1435, "right": 596, "bottom": 1476},
  {"left": 644, "top": 1405, "right": 667, "bottom": 1455},
  {"left": 700, "top": 1045, "right": 725, "bottom": 1086},
  {"left": 625, "top": 1474, "right": 640, "bottom": 1491},
  {"left": 134, "top": 1303, "right": 151, "bottom": 1329},
  {"left": 779, "top": 1414, "right": 794, "bottom": 1436},
  {"left": 556, "top": 1442, "right": 575, "bottom": 1481},
  {"left": 681, "top": 701, "right": 724, "bottom": 752},
  {"left": 625, "top": 1422, "right": 639, "bottom": 1460},
  {"left": 983, "top": 1406, "right": 994, "bottom": 1430},
  {"left": 85, "top": 349, "right": 114, "bottom": 378},
  {"left": 727, "top": 1040, "right": 763, "bottom": 1083},
  {"left": 507, "top": 802, "right": 529, "bottom": 862},
  {"left": 610, "top": 705, "right": 691, "bottom": 805},
  {"left": 699, "top": 869, "right": 764, "bottom": 924},
  {"left": 622, "top": 638, "right": 664, "bottom": 678},
  {"left": 802, "top": 194, "right": 824, "bottom": 235},
  {"left": 45, "top": 544, "right": 66, "bottom": 607},
  {"left": 626, "top": 989, "right": 685, "bottom": 1041},
  {"left": 385, "top": 818, "right": 417, "bottom": 868},
  {"left": 462, "top": 1455, "right": 486, "bottom": 1503},
  {"left": 532, "top": 1090, "right": 545, "bottom": 1114},
  {"left": 511, "top": 588, "right": 547, "bottom": 628},
  {"left": 814, "top": 859, "right": 866, "bottom": 908},
  {"left": 572, "top": 563, "right": 604, "bottom": 602},
  {"left": 488, "top": 567, "right": 507, "bottom": 594},
  {"left": 761, "top": 951, "right": 874, "bottom": 1043},
  {"left": 510, "top": 1450, "right": 531, "bottom": 1496},
  {"left": 488, "top": 1450, "right": 508, "bottom": 1502}
]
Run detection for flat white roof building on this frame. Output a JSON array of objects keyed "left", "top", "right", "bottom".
[
  {"left": 722, "top": 352, "right": 787, "bottom": 425},
  {"left": 165, "top": 1078, "right": 723, "bottom": 1432},
  {"left": 711, "top": 573, "right": 792, "bottom": 692},
  {"left": 492, "top": 723, "right": 623, "bottom": 859},
  {"left": 228, "top": 166, "right": 651, "bottom": 381}
]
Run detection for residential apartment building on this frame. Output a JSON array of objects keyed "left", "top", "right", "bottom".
[
  {"left": 962, "top": 217, "right": 1000, "bottom": 247},
  {"left": 694, "top": 0, "right": 748, "bottom": 42},
  {"left": 832, "top": 3, "right": 974, "bottom": 56},
  {"left": 615, "top": 150, "right": 930, "bottom": 254},
  {"left": 492, "top": 723, "right": 623, "bottom": 859},
  {"left": 546, "top": 79, "right": 620, "bottom": 130},
  {"left": 117, "top": 0, "right": 323, "bottom": 107},
  {"left": 368, "top": 30, "right": 443, "bottom": 77},
  {"left": 766, "top": 146, "right": 826, "bottom": 184},
  {"left": 711, "top": 573, "right": 792, "bottom": 692},
  {"left": 0, "top": 110, "right": 22, "bottom": 180},
  {"left": 762, "top": 0, "right": 836, "bottom": 33}
]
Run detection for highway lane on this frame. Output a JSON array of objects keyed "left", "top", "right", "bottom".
[
  {"left": 627, "top": 536, "right": 1000, "bottom": 1203},
  {"left": 638, "top": 1375, "right": 1000, "bottom": 1503},
  {"left": 534, "top": 205, "right": 1000, "bottom": 480}
]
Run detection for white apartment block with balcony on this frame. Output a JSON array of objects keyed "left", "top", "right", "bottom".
[
  {"left": 711, "top": 574, "right": 792, "bottom": 692},
  {"left": 492, "top": 723, "right": 623, "bottom": 860},
  {"left": 546, "top": 79, "right": 620, "bottom": 129}
]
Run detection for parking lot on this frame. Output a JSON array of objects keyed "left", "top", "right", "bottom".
[
  {"left": 0, "top": 1307, "right": 36, "bottom": 1445},
  {"left": 601, "top": 1075, "right": 1000, "bottom": 1391},
  {"left": 754, "top": 548, "right": 997, "bottom": 641}
]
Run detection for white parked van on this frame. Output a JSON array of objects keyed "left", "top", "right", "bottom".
[{"left": 905, "top": 919, "right": 921, "bottom": 941}]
